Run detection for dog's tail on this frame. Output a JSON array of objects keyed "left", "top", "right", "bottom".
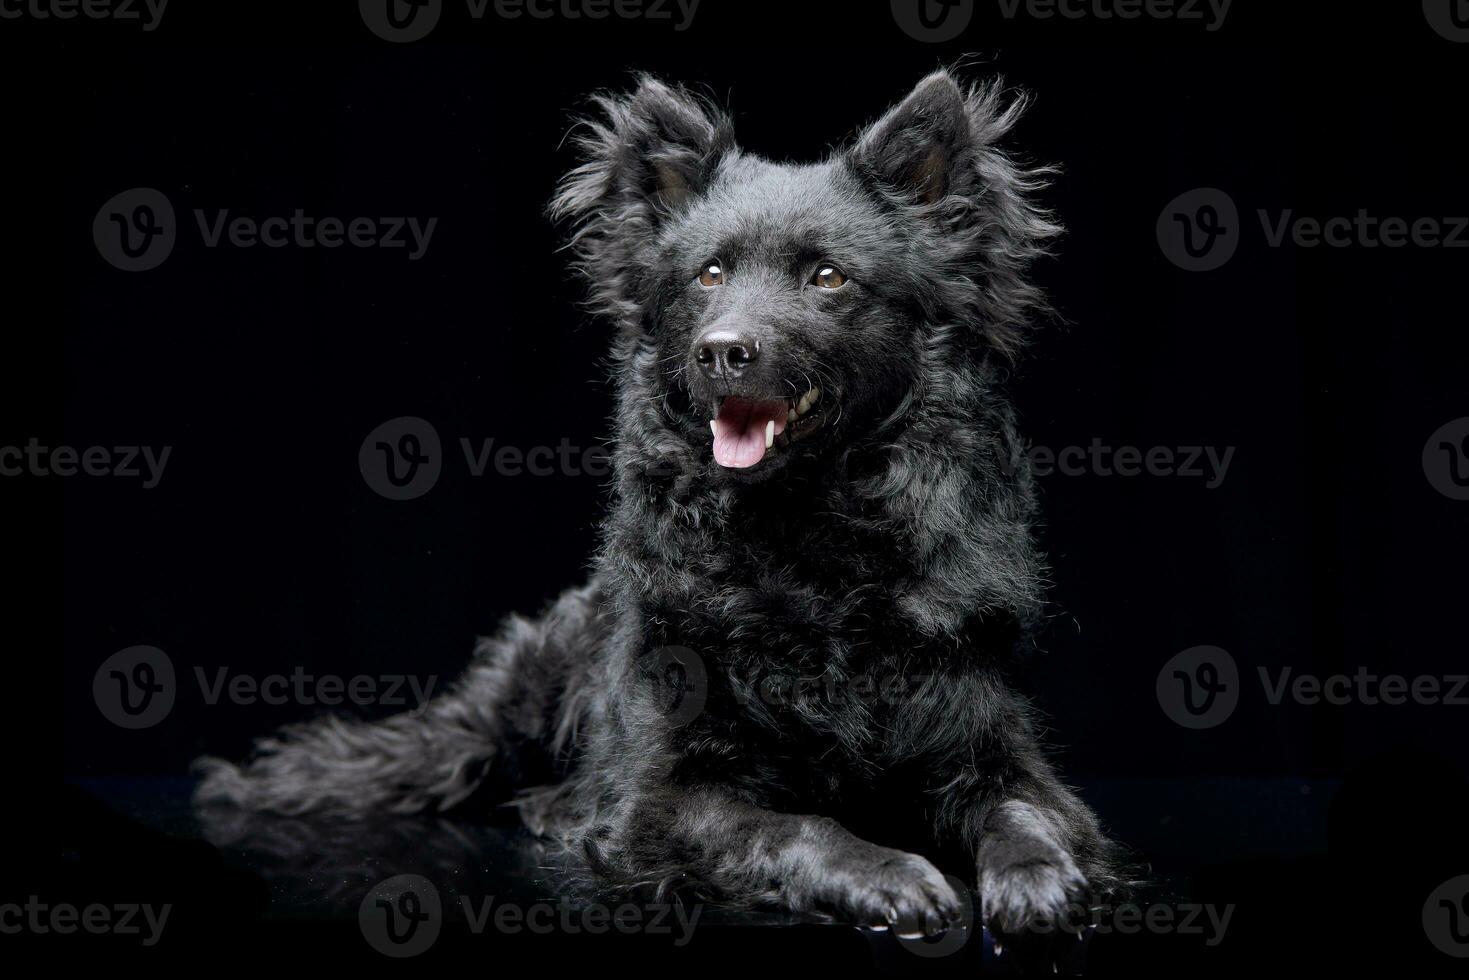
[{"left": 192, "top": 581, "right": 605, "bottom": 818}]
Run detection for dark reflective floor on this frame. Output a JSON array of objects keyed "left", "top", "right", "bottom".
[{"left": 38, "top": 763, "right": 1469, "bottom": 975}]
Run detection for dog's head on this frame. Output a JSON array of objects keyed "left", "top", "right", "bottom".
[{"left": 552, "top": 71, "right": 1057, "bottom": 483}]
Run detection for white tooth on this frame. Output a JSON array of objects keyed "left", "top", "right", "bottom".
[
  {"left": 765, "top": 420, "right": 775, "bottom": 449},
  {"left": 809, "top": 387, "right": 821, "bottom": 405},
  {"left": 710, "top": 420, "right": 718, "bottom": 436},
  {"left": 787, "top": 408, "right": 797, "bottom": 425},
  {"left": 796, "top": 391, "right": 813, "bottom": 416}
]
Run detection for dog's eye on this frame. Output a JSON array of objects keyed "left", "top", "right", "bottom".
[
  {"left": 698, "top": 262, "right": 724, "bottom": 287},
  {"left": 812, "top": 264, "right": 847, "bottom": 289}
]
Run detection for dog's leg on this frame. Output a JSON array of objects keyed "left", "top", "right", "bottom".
[
  {"left": 193, "top": 582, "right": 603, "bottom": 817},
  {"left": 592, "top": 786, "right": 962, "bottom": 936},
  {"left": 973, "top": 798, "right": 1091, "bottom": 934},
  {"left": 956, "top": 756, "right": 1120, "bottom": 943}
]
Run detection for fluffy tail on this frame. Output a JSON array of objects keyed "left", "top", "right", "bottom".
[{"left": 193, "top": 581, "right": 603, "bottom": 818}]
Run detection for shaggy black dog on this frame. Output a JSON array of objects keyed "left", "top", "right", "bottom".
[{"left": 196, "top": 69, "right": 1123, "bottom": 941}]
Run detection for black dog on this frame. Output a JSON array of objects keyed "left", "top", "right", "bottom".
[{"left": 196, "top": 69, "right": 1123, "bottom": 940}]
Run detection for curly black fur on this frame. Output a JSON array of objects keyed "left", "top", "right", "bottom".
[{"left": 195, "top": 69, "right": 1126, "bottom": 941}]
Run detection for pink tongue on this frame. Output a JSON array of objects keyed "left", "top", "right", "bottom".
[{"left": 712, "top": 398, "right": 788, "bottom": 468}]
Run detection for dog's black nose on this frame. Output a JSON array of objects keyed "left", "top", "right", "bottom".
[{"left": 695, "top": 329, "right": 760, "bottom": 379}]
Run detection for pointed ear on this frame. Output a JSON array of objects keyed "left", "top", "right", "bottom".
[
  {"left": 551, "top": 77, "right": 735, "bottom": 319},
  {"left": 849, "top": 70, "right": 977, "bottom": 206},
  {"left": 848, "top": 71, "right": 1062, "bottom": 358}
]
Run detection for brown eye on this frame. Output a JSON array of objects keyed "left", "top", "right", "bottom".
[
  {"left": 812, "top": 263, "right": 847, "bottom": 289},
  {"left": 698, "top": 262, "right": 724, "bottom": 287}
]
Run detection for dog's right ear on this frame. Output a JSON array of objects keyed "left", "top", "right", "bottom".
[{"left": 551, "top": 77, "right": 735, "bottom": 321}]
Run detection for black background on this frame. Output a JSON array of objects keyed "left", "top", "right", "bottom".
[{"left": 22, "top": 0, "right": 1469, "bottom": 972}]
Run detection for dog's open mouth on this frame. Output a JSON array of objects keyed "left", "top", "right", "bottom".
[{"left": 710, "top": 387, "right": 826, "bottom": 469}]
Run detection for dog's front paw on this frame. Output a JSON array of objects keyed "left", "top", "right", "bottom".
[
  {"left": 979, "top": 845, "right": 1088, "bottom": 936},
  {"left": 823, "top": 848, "right": 962, "bottom": 938}
]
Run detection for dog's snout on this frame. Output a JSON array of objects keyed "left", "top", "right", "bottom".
[{"left": 695, "top": 329, "right": 760, "bottom": 380}]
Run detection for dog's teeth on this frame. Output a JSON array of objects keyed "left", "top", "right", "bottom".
[
  {"left": 787, "top": 408, "right": 797, "bottom": 424},
  {"left": 765, "top": 420, "right": 775, "bottom": 449},
  {"left": 796, "top": 387, "right": 822, "bottom": 417},
  {"left": 710, "top": 420, "right": 718, "bottom": 436}
]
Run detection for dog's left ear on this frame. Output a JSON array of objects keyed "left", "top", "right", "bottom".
[
  {"left": 849, "top": 71, "right": 978, "bottom": 206},
  {"left": 552, "top": 76, "right": 736, "bottom": 322},
  {"left": 849, "top": 71, "right": 1060, "bottom": 357}
]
